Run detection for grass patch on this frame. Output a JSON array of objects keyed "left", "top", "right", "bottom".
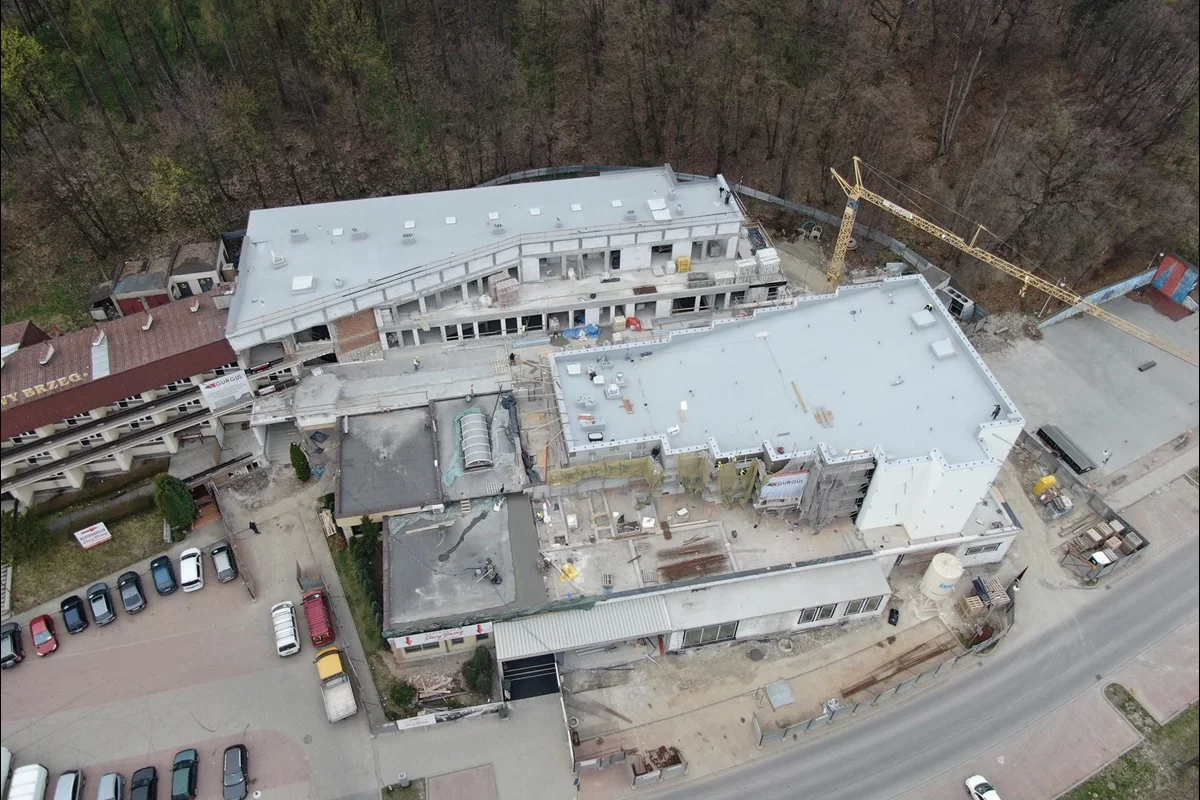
[
  {"left": 1060, "top": 691, "right": 1198, "bottom": 800},
  {"left": 10, "top": 509, "right": 166, "bottom": 613},
  {"left": 381, "top": 778, "right": 426, "bottom": 800},
  {"left": 330, "top": 545, "right": 387, "bottom": 653}
]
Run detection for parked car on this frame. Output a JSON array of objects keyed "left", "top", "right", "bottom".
[
  {"left": 0, "top": 621, "right": 24, "bottom": 668},
  {"left": 96, "top": 772, "right": 125, "bottom": 800},
  {"left": 52, "top": 769, "right": 86, "bottom": 800},
  {"left": 130, "top": 766, "right": 158, "bottom": 800},
  {"left": 150, "top": 555, "right": 178, "bottom": 595},
  {"left": 30, "top": 614, "right": 58, "bottom": 656},
  {"left": 180, "top": 548, "right": 204, "bottom": 593},
  {"left": 221, "top": 744, "right": 249, "bottom": 800},
  {"left": 118, "top": 571, "right": 148, "bottom": 614},
  {"left": 210, "top": 541, "right": 238, "bottom": 583},
  {"left": 171, "top": 749, "right": 199, "bottom": 800},
  {"left": 87, "top": 582, "right": 116, "bottom": 626},
  {"left": 60, "top": 595, "right": 89, "bottom": 634},
  {"left": 966, "top": 775, "right": 1002, "bottom": 800},
  {"left": 271, "top": 601, "right": 301, "bottom": 657}
]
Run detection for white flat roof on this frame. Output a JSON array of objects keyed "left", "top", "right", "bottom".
[
  {"left": 662, "top": 557, "right": 892, "bottom": 629},
  {"left": 227, "top": 167, "right": 742, "bottom": 344},
  {"left": 551, "top": 276, "right": 1022, "bottom": 464}
]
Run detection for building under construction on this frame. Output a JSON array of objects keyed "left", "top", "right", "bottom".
[{"left": 538, "top": 275, "right": 1025, "bottom": 547}]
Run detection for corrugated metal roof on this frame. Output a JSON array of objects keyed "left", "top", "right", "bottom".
[{"left": 495, "top": 595, "right": 671, "bottom": 661}]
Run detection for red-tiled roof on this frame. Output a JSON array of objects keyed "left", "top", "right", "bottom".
[
  {"left": 1, "top": 320, "right": 49, "bottom": 349},
  {"left": 1, "top": 293, "right": 236, "bottom": 439}
]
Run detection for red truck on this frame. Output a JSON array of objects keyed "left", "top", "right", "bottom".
[{"left": 301, "top": 587, "right": 335, "bottom": 647}]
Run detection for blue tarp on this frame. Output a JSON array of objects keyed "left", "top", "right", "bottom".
[{"left": 562, "top": 324, "right": 601, "bottom": 340}]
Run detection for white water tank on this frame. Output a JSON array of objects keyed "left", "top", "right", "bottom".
[{"left": 920, "top": 553, "right": 964, "bottom": 601}]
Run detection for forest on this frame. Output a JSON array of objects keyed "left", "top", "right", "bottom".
[{"left": 1, "top": 0, "right": 1197, "bottom": 329}]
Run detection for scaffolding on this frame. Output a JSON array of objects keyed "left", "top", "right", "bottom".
[
  {"left": 716, "top": 459, "right": 761, "bottom": 507},
  {"left": 547, "top": 455, "right": 663, "bottom": 489},
  {"left": 677, "top": 453, "right": 711, "bottom": 495},
  {"left": 797, "top": 453, "right": 875, "bottom": 528}
]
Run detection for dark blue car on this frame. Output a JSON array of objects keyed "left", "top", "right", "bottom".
[{"left": 150, "top": 555, "right": 178, "bottom": 595}]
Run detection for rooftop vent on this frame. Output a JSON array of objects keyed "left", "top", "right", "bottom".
[
  {"left": 404, "top": 220, "right": 416, "bottom": 229},
  {"left": 611, "top": 200, "right": 623, "bottom": 208},
  {"left": 289, "top": 228, "right": 307, "bottom": 242},
  {"left": 351, "top": 227, "right": 368, "bottom": 240},
  {"left": 930, "top": 338, "right": 957, "bottom": 359},
  {"left": 332, "top": 227, "right": 344, "bottom": 237},
  {"left": 488, "top": 212, "right": 500, "bottom": 221},
  {"left": 270, "top": 250, "right": 287, "bottom": 268},
  {"left": 624, "top": 209, "right": 636, "bottom": 219},
  {"left": 669, "top": 188, "right": 676, "bottom": 199},
  {"left": 334, "top": 277, "right": 344, "bottom": 288},
  {"left": 292, "top": 275, "right": 316, "bottom": 294},
  {"left": 189, "top": 300, "right": 200, "bottom": 313},
  {"left": 38, "top": 344, "right": 55, "bottom": 365},
  {"left": 141, "top": 315, "right": 154, "bottom": 332},
  {"left": 530, "top": 207, "right": 541, "bottom": 216},
  {"left": 401, "top": 232, "right": 416, "bottom": 244},
  {"left": 571, "top": 203, "right": 582, "bottom": 212},
  {"left": 445, "top": 216, "right": 457, "bottom": 225},
  {"left": 492, "top": 222, "right": 505, "bottom": 234},
  {"left": 92, "top": 330, "right": 106, "bottom": 346},
  {"left": 555, "top": 217, "right": 563, "bottom": 228}
]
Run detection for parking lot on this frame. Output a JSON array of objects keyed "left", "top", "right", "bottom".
[{"left": 1, "top": 468, "right": 379, "bottom": 800}]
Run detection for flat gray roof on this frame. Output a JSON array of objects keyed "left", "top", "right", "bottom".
[
  {"left": 228, "top": 167, "right": 742, "bottom": 343},
  {"left": 551, "top": 276, "right": 1021, "bottom": 464},
  {"left": 336, "top": 409, "right": 442, "bottom": 519}
]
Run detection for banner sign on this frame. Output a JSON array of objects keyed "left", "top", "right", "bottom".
[
  {"left": 393, "top": 622, "right": 493, "bottom": 648},
  {"left": 74, "top": 522, "right": 113, "bottom": 549},
  {"left": 199, "top": 370, "right": 254, "bottom": 409}
]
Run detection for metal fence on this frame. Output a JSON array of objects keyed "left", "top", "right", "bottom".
[{"left": 751, "top": 629, "right": 1009, "bottom": 747}]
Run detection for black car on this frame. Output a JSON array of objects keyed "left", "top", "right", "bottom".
[
  {"left": 130, "top": 766, "right": 158, "bottom": 800},
  {"left": 222, "top": 744, "right": 249, "bottom": 800},
  {"left": 118, "top": 571, "right": 148, "bottom": 614},
  {"left": 210, "top": 542, "right": 239, "bottom": 583},
  {"left": 87, "top": 582, "right": 116, "bottom": 626},
  {"left": 60, "top": 594, "right": 90, "bottom": 634},
  {"left": 171, "top": 748, "right": 199, "bottom": 800},
  {"left": 150, "top": 555, "right": 178, "bottom": 595},
  {"left": 0, "top": 621, "right": 24, "bottom": 668}
]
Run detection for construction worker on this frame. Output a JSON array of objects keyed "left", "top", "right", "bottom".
[
  {"left": 924, "top": 303, "right": 934, "bottom": 312},
  {"left": 991, "top": 404, "right": 1002, "bottom": 420},
  {"left": 413, "top": 356, "right": 421, "bottom": 371}
]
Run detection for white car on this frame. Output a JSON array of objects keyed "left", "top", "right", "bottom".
[
  {"left": 179, "top": 548, "right": 204, "bottom": 592},
  {"left": 965, "top": 775, "right": 1001, "bottom": 800}
]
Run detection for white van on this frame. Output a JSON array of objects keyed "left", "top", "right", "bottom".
[
  {"left": 8, "top": 763, "right": 48, "bottom": 800},
  {"left": 271, "top": 601, "right": 301, "bottom": 657}
]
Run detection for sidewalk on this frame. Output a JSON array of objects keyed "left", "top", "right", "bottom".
[{"left": 1096, "top": 432, "right": 1198, "bottom": 511}]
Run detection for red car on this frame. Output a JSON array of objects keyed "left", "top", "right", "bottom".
[{"left": 30, "top": 614, "right": 58, "bottom": 656}]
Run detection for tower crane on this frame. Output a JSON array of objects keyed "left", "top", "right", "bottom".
[{"left": 827, "top": 157, "right": 1198, "bottom": 367}]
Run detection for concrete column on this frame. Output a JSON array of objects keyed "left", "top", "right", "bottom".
[
  {"left": 441, "top": 326, "right": 449, "bottom": 343},
  {"left": 101, "top": 428, "right": 121, "bottom": 443},
  {"left": 252, "top": 424, "right": 267, "bottom": 450},
  {"left": 209, "top": 417, "right": 226, "bottom": 447},
  {"left": 161, "top": 431, "right": 180, "bottom": 454},
  {"left": 35, "top": 424, "right": 56, "bottom": 439},
  {"left": 418, "top": 296, "right": 427, "bottom": 313},
  {"left": 290, "top": 364, "right": 302, "bottom": 379},
  {"left": 411, "top": 328, "right": 421, "bottom": 346},
  {"left": 541, "top": 313, "right": 547, "bottom": 331},
  {"left": 89, "top": 407, "right": 108, "bottom": 421},
  {"left": 10, "top": 485, "right": 34, "bottom": 506},
  {"left": 141, "top": 390, "right": 158, "bottom": 403},
  {"left": 63, "top": 466, "right": 86, "bottom": 489},
  {"left": 724, "top": 291, "right": 733, "bottom": 308},
  {"left": 113, "top": 450, "right": 134, "bottom": 471},
  {"left": 49, "top": 443, "right": 72, "bottom": 461},
  {"left": 461, "top": 283, "right": 470, "bottom": 301},
  {"left": 1, "top": 463, "right": 16, "bottom": 480},
  {"left": 151, "top": 409, "right": 170, "bottom": 426}
]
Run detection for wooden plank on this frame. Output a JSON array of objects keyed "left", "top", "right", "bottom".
[{"left": 792, "top": 381, "right": 808, "bottom": 412}]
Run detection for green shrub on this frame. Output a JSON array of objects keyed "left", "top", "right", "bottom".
[
  {"left": 153, "top": 474, "right": 196, "bottom": 530},
  {"left": 390, "top": 680, "right": 417, "bottom": 708},
  {"left": 0, "top": 508, "right": 53, "bottom": 562},
  {"left": 462, "top": 646, "right": 494, "bottom": 694},
  {"left": 290, "top": 442, "right": 311, "bottom": 481}
]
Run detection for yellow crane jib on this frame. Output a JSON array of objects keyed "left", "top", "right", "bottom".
[{"left": 826, "top": 157, "right": 1198, "bottom": 367}]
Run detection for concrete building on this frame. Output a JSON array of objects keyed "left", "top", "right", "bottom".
[
  {"left": 223, "top": 166, "right": 774, "bottom": 367},
  {"left": 0, "top": 293, "right": 260, "bottom": 506},
  {"left": 111, "top": 240, "right": 234, "bottom": 316}
]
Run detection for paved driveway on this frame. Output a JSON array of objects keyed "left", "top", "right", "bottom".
[{"left": 0, "top": 514, "right": 378, "bottom": 800}]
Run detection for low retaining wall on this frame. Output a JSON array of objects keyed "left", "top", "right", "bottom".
[{"left": 1038, "top": 266, "right": 1156, "bottom": 328}]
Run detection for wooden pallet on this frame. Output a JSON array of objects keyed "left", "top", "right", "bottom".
[{"left": 814, "top": 406, "right": 835, "bottom": 428}]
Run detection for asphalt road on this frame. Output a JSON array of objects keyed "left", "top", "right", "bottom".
[{"left": 649, "top": 532, "right": 1200, "bottom": 800}]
